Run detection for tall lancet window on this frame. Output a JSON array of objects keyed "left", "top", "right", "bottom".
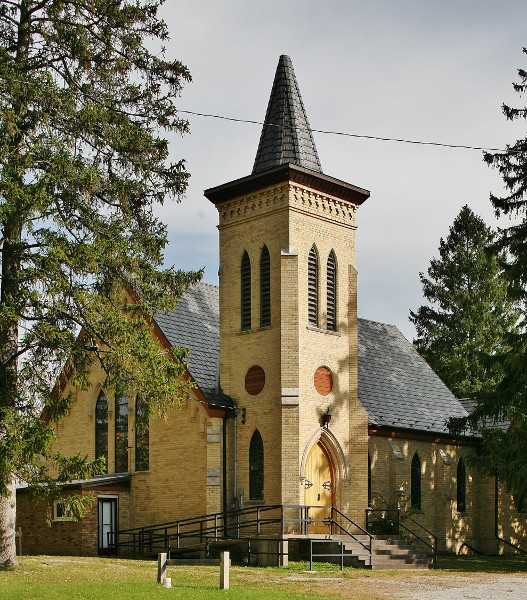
[
  {"left": 135, "top": 395, "right": 149, "bottom": 472},
  {"left": 115, "top": 390, "right": 128, "bottom": 473},
  {"left": 457, "top": 457, "right": 466, "bottom": 512},
  {"left": 308, "top": 245, "right": 319, "bottom": 326},
  {"left": 326, "top": 251, "right": 337, "bottom": 331},
  {"left": 260, "top": 245, "right": 271, "bottom": 327},
  {"left": 411, "top": 452, "right": 422, "bottom": 510},
  {"left": 95, "top": 391, "right": 108, "bottom": 473},
  {"left": 241, "top": 251, "right": 251, "bottom": 331},
  {"left": 249, "top": 429, "right": 264, "bottom": 500}
]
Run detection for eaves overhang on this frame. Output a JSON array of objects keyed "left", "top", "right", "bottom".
[
  {"left": 368, "top": 424, "right": 481, "bottom": 446},
  {"left": 204, "top": 163, "right": 370, "bottom": 207}
]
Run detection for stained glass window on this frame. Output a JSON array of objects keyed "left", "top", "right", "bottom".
[
  {"left": 95, "top": 391, "right": 108, "bottom": 473},
  {"left": 115, "top": 392, "right": 128, "bottom": 473},
  {"left": 135, "top": 395, "right": 149, "bottom": 472},
  {"left": 411, "top": 452, "right": 421, "bottom": 510}
]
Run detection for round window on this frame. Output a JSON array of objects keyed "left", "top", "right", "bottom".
[
  {"left": 314, "top": 366, "right": 332, "bottom": 396},
  {"left": 245, "top": 366, "right": 265, "bottom": 395}
]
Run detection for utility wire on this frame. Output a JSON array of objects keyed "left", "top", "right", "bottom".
[{"left": 178, "top": 109, "right": 514, "bottom": 153}]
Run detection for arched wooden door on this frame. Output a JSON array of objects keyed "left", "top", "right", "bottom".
[{"left": 304, "top": 441, "right": 335, "bottom": 533}]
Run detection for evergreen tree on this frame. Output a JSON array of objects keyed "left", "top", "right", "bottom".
[
  {"left": 409, "top": 205, "right": 518, "bottom": 399},
  {"left": 463, "top": 46, "right": 527, "bottom": 499},
  {"left": 0, "top": 1, "right": 200, "bottom": 567}
]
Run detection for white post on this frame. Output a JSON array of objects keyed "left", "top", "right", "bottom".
[
  {"left": 157, "top": 552, "right": 167, "bottom": 584},
  {"left": 220, "top": 551, "right": 229, "bottom": 590}
]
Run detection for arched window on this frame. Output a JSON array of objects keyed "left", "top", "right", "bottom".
[
  {"left": 115, "top": 391, "right": 128, "bottom": 473},
  {"left": 308, "top": 245, "right": 318, "bottom": 326},
  {"left": 368, "top": 453, "right": 372, "bottom": 507},
  {"left": 326, "top": 251, "right": 337, "bottom": 331},
  {"left": 95, "top": 391, "right": 108, "bottom": 473},
  {"left": 411, "top": 452, "right": 421, "bottom": 510},
  {"left": 457, "top": 457, "right": 466, "bottom": 512},
  {"left": 241, "top": 251, "right": 251, "bottom": 331},
  {"left": 514, "top": 494, "right": 527, "bottom": 514},
  {"left": 249, "top": 429, "right": 264, "bottom": 500},
  {"left": 260, "top": 245, "right": 271, "bottom": 327},
  {"left": 135, "top": 395, "right": 149, "bottom": 472}
]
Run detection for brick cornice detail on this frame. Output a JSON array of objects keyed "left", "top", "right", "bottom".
[{"left": 217, "top": 183, "right": 356, "bottom": 229}]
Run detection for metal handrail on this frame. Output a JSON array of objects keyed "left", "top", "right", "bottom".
[
  {"left": 329, "top": 506, "right": 373, "bottom": 556},
  {"left": 496, "top": 536, "right": 527, "bottom": 555},
  {"left": 398, "top": 508, "right": 437, "bottom": 563},
  {"left": 116, "top": 505, "right": 284, "bottom": 557},
  {"left": 366, "top": 507, "right": 437, "bottom": 565}
]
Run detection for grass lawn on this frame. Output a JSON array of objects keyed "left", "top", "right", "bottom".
[{"left": 1, "top": 555, "right": 526, "bottom": 600}]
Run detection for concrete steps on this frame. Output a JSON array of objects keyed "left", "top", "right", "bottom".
[{"left": 295, "top": 534, "right": 433, "bottom": 570}]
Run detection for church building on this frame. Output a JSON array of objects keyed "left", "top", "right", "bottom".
[{"left": 16, "top": 56, "right": 526, "bottom": 562}]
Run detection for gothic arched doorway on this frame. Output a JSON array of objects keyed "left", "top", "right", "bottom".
[{"left": 304, "top": 440, "right": 335, "bottom": 533}]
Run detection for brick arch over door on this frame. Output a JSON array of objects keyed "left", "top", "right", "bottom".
[{"left": 300, "top": 428, "right": 348, "bottom": 490}]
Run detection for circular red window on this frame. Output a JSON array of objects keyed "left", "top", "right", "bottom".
[
  {"left": 314, "top": 366, "right": 332, "bottom": 396},
  {"left": 245, "top": 366, "right": 265, "bottom": 395}
]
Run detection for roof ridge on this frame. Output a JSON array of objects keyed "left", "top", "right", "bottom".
[{"left": 358, "top": 316, "right": 399, "bottom": 329}]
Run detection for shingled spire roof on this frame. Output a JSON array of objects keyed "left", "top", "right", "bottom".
[{"left": 252, "top": 55, "right": 322, "bottom": 174}]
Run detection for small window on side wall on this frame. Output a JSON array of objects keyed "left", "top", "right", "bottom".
[
  {"left": 457, "top": 457, "right": 466, "bottom": 512},
  {"left": 411, "top": 452, "right": 422, "bottom": 510},
  {"left": 249, "top": 430, "right": 264, "bottom": 501},
  {"left": 515, "top": 494, "right": 527, "bottom": 514},
  {"left": 53, "top": 500, "right": 74, "bottom": 522}
]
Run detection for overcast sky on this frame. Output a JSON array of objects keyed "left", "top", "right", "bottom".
[{"left": 155, "top": 0, "right": 527, "bottom": 341}]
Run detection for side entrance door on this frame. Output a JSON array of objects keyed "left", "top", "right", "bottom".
[
  {"left": 98, "top": 497, "right": 118, "bottom": 555},
  {"left": 304, "top": 441, "right": 335, "bottom": 533}
]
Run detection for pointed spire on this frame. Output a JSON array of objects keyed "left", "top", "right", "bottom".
[{"left": 252, "top": 55, "right": 322, "bottom": 174}]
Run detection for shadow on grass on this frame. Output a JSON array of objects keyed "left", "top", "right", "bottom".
[{"left": 437, "top": 554, "right": 527, "bottom": 573}]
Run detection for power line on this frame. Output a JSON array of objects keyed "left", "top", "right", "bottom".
[{"left": 178, "top": 109, "right": 512, "bottom": 153}]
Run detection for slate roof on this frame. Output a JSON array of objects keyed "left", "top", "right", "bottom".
[
  {"left": 458, "top": 398, "right": 510, "bottom": 434},
  {"left": 357, "top": 318, "right": 469, "bottom": 435},
  {"left": 155, "top": 284, "right": 472, "bottom": 435},
  {"left": 253, "top": 55, "right": 322, "bottom": 174},
  {"left": 154, "top": 283, "right": 232, "bottom": 409}
]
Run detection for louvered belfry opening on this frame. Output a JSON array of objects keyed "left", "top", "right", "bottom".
[
  {"left": 260, "top": 245, "right": 271, "bottom": 327},
  {"left": 308, "top": 245, "right": 319, "bottom": 326},
  {"left": 326, "top": 250, "right": 337, "bottom": 331},
  {"left": 241, "top": 251, "right": 251, "bottom": 331}
]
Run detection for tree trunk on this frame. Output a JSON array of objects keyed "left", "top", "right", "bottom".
[
  {"left": 0, "top": 475, "right": 19, "bottom": 568},
  {"left": 0, "top": 3, "right": 28, "bottom": 570}
]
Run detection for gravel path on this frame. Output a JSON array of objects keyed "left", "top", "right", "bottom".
[{"left": 404, "top": 575, "right": 527, "bottom": 600}]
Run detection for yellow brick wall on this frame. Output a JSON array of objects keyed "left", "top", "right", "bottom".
[
  {"left": 50, "top": 372, "right": 224, "bottom": 529},
  {"left": 366, "top": 435, "right": 521, "bottom": 554},
  {"left": 216, "top": 179, "right": 368, "bottom": 523}
]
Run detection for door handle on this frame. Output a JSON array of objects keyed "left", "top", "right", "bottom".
[{"left": 318, "top": 494, "right": 321, "bottom": 501}]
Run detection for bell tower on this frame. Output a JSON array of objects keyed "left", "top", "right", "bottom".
[{"left": 205, "top": 56, "right": 370, "bottom": 523}]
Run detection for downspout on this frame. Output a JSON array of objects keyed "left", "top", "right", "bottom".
[
  {"left": 233, "top": 409, "right": 238, "bottom": 509},
  {"left": 223, "top": 415, "right": 228, "bottom": 536}
]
